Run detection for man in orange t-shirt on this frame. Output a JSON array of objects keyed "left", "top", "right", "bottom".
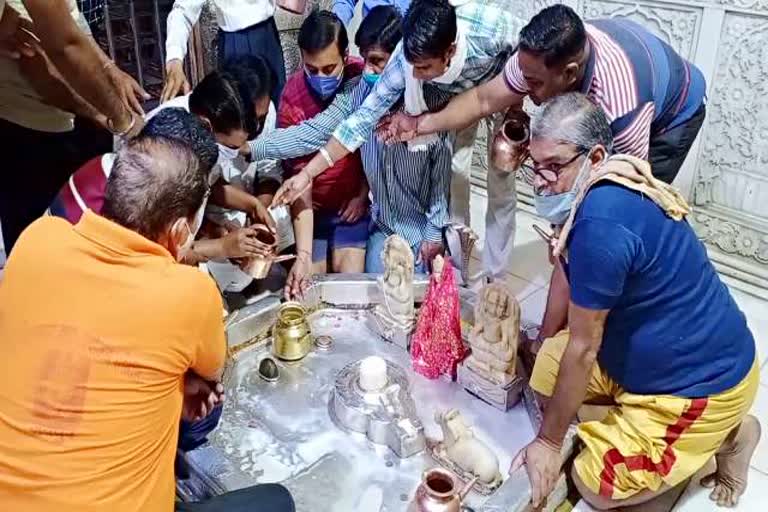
[{"left": 0, "top": 136, "right": 294, "bottom": 512}]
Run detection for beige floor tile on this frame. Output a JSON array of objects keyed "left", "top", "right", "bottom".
[
  {"left": 729, "top": 288, "right": 768, "bottom": 368},
  {"left": 520, "top": 286, "right": 549, "bottom": 327},
  {"left": 747, "top": 383, "right": 768, "bottom": 475},
  {"left": 674, "top": 464, "right": 768, "bottom": 511}
]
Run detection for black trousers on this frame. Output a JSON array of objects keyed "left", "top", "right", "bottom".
[
  {"left": 648, "top": 103, "right": 706, "bottom": 185},
  {"left": 218, "top": 17, "right": 286, "bottom": 108},
  {"left": 175, "top": 484, "right": 295, "bottom": 512},
  {"left": 0, "top": 117, "right": 111, "bottom": 254}
]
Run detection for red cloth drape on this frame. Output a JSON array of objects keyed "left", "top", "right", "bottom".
[{"left": 410, "top": 257, "right": 466, "bottom": 379}]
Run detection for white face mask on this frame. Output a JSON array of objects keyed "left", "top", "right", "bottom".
[
  {"left": 217, "top": 143, "right": 239, "bottom": 161},
  {"left": 176, "top": 190, "right": 210, "bottom": 260}
]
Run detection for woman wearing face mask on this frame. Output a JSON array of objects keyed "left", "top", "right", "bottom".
[
  {"left": 243, "top": 7, "right": 454, "bottom": 298},
  {"left": 268, "top": 10, "right": 369, "bottom": 299}
]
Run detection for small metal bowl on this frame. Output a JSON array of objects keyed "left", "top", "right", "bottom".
[
  {"left": 258, "top": 357, "right": 280, "bottom": 382},
  {"left": 314, "top": 335, "right": 333, "bottom": 351}
]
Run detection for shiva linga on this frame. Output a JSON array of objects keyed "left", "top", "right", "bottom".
[
  {"left": 240, "top": 228, "right": 295, "bottom": 280},
  {"left": 490, "top": 108, "right": 530, "bottom": 173},
  {"left": 272, "top": 301, "right": 312, "bottom": 361},
  {"left": 329, "top": 356, "right": 426, "bottom": 458}
]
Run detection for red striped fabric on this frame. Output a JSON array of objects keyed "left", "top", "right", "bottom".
[{"left": 597, "top": 397, "right": 708, "bottom": 498}]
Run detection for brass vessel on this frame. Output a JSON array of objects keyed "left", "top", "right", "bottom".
[
  {"left": 240, "top": 228, "right": 295, "bottom": 279},
  {"left": 272, "top": 302, "right": 312, "bottom": 361},
  {"left": 408, "top": 468, "right": 477, "bottom": 512},
  {"left": 490, "top": 108, "right": 530, "bottom": 173}
]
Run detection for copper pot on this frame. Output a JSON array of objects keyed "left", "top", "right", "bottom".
[
  {"left": 276, "top": 0, "right": 307, "bottom": 14},
  {"left": 239, "top": 228, "right": 295, "bottom": 279},
  {"left": 490, "top": 109, "right": 530, "bottom": 173},
  {"left": 408, "top": 468, "right": 477, "bottom": 512}
]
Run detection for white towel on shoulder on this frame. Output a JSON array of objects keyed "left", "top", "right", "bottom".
[{"left": 403, "top": 1, "right": 469, "bottom": 151}]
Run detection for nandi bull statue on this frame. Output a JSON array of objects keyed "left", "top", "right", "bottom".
[{"left": 430, "top": 409, "right": 502, "bottom": 494}]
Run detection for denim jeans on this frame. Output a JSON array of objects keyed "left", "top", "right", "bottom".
[{"left": 175, "top": 484, "right": 295, "bottom": 512}]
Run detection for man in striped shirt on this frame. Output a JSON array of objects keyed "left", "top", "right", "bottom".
[
  {"left": 271, "top": 0, "right": 527, "bottom": 282},
  {"left": 245, "top": 6, "right": 452, "bottom": 273},
  {"left": 389, "top": 4, "right": 707, "bottom": 185}
]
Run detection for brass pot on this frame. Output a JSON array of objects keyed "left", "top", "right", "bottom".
[
  {"left": 490, "top": 109, "right": 530, "bottom": 173},
  {"left": 408, "top": 468, "right": 477, "bottom": 512},
  {"left": 272, "top": 301, "right": 312, "bottom": 361}
]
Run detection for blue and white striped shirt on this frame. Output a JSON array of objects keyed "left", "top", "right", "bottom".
[
  {"left": 332, "top": 0, "right": 525, "bottom": 152},
  {"left": 249, "top": 78, "right": 453, "bottom": 247}
]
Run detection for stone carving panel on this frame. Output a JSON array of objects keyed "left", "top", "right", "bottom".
[
  {"left": 578, "top": 0, "right": 701, "bottom": 59},
  {"left": 690, "top": 211, "right": 768, "bottom": 265},
  {"left": 716, "top": 0, "right": 768, "bottom": 14},
  {"left": 692, "top": 12, "right": 768, "bottom": 268}
]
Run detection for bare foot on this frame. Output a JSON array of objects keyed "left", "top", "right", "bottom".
[{"left": 700, "top": 414, "right": 761, "bottom": 507}]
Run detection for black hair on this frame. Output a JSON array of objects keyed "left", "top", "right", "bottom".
[
  {"left": 141, "top": 107, "right": 218, "bottom": 174},
  {"left": 188, "top": 71, "right": 246, "bottom": 134},
  {"left": 355, "top": 5, "right": 403, "bottom": 54},
  {"left": 402, "top": 0, "right": 456, "bottom": 62},
  {"left": 221, "top": 55, "right": 273, "bottom": 106},
  {"left": 298, "top": 9, "right": 348, "bottom": 56},
  {"left": 518, "top": 4, "right": 587, "bottom": 68},
  {"left": 221, "top": 55, "right": 273, "bottom": 137},
  {"left": 102, "top": 137, "right": 207, "bottom": 242}
]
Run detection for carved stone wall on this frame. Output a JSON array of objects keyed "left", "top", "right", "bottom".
[{"left": 467, "top": 0, "right": 768, "bottom": 297}]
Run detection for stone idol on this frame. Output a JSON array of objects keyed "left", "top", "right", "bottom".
[
  {"left": 457, "top": 283, "right": 523, "bottom": 411},
  {"left": 369, "top": 235, "right": 416, "bottom": 349}
]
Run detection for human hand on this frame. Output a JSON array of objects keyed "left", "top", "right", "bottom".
[
  {"left": 160, "top": 59, "right": 190, "bottom": 103},
  {"left": 418, "top": 241, "right": 444, "bottom": 272},
  {"left": 284, "top": 251, "right": 312, "bottom": 301},
  {"left": 377, "top": 112, "right": 420, "bottom": 144},
  {"left": 182, "top": 372, "right": 225, "bottom": 422},
  {"left": 0, "top": 8, "right": 37, "bottom": 59},
  {"left": 105, "top": 61, "right": 150, "bottom": 116},
  {"left": 339, "top": 194, "right": 369, "bottom": 224},
  {"left": 249, "top": 199, "right": 277, "bottom": 233},
  {"left": 221, "top": 225, "right": 275, "bottom": 259},
  {"left": 271, "top": 170, "right": 312, "bottom": 207},
  {"left": 509, "top": 436, "right": 563, "bottom": 508}
]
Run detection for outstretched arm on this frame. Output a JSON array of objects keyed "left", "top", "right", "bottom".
[
  {"left": 22, "top": 0, "right": 148, "bottom": 132},
  {"left": 419, "top": 73, "right": 524, "bottom": 136},
  {"left": 246, "top": 79, "right": 361, "bottom": 161}
]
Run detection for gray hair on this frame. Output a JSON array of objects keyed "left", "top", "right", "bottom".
[
  {"left": 530, "top": 92, "right": 614, "bottom": 153},
  {"left": 102, "top": 137, "right": 207, "bottom": 242}
]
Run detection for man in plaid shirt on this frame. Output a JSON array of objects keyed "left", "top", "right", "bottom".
[{"left": 272, "top": 0, "right": 527, "bottom": 282}]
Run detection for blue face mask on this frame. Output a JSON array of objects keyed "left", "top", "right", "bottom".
[
  {"left": 305, "top": 68, "right": 343, "bottom": 100},
  {"left": 533, "top": 151, "right": 594, "bottom": 225},
  {"left": 362, "top": 72, "right": 380, "bottom": 85}
]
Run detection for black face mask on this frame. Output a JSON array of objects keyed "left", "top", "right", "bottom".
[{"left": 247, "top": 115, "right": 268, "bottom": 140}]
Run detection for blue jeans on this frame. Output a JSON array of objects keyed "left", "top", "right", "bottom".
[
  {"left": 365, "top": 227, "right": 426, "bottom": 273},
  {"left": 178, "top": 404, "right": 223, "bottom": 452},
  {"left": 176, "top": 484, "right": 295, "bottom": 511}
]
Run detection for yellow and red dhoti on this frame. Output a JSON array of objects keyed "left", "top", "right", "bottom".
[{"left": 530, "top": 331, "right": 759, "bottom": 500}]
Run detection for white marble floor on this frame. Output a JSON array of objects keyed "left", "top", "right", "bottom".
[
  {"left": 2, "top": 193, "right": 767, "bottom": 510},
  {"left": 466, "top": 190, "right": 768, "bottom": 512}
]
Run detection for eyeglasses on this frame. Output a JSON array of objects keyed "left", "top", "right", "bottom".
[{"left": 532, "top": 150, "right": 587, "bottom": 183}]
